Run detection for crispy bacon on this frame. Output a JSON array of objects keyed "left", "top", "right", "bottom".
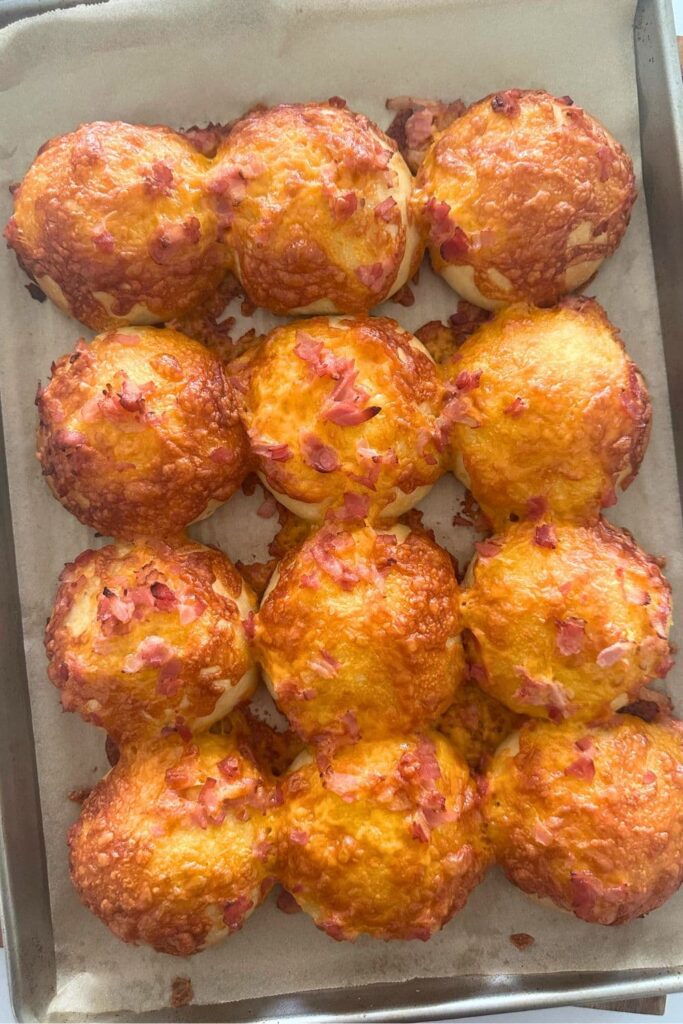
[
  {"left": 242, "top": 611, "right": 256, "bottom": 641},
  {"left": 504, "top": 396, "right": 528, "bottom": 417},
  {"left": 309, "top": 649, "right": 341, "bottom": 679},
  {"left": 276, "top": 888, "right": 302, "bottom": 914},
  {"left": 533, "top": 524, "right": 557, "bottom": 549},
  {"left": 555, "top": 617, "right": 585, "bottom": 656},
  {"left": 251, "top": 440, "right": 293, "bottom": 462},
  {"left": 294, "top": 332, "right": 348, "bottom": 379},
  {"left": 257, "top": 493, "right": 278, "bottom": 518},
  {"left": 475, "top": 539, "right": 502, "bottom": 559},
  {"left": 340, "top": 492, "right": 370, "bottom": 520},
  {"left": 324, "top": 401, "right": 380, "bottom": 426},
  {"left": 143, "top": 161, "right": 174, "bottom": 196},
  {"left": 92, "top": 226, "right": 115, "bottom": 253},
  {"left": 405, "top": 108, "right": 434, "bottom": 148},
  {"left": 331, "top": 191, "right": 358, "bottom": 221},
  {"left": 375, "top": 196, "right": 398, "bottom": 221},
  {"left": 217, "top": 755, "right": 241, "bottom": 780},
  {"left": 440, "top": 227, "right": 469, "bottom": 263},
  {"left": 355, "top": 260, "right": 391, "bottom": 294},
  {"left": 424, "top": 197, "right": 453, "bottom": 245},
  {"left": 565, "top": 754, "right": 595, "bottom": 780},
  {"left": 300, "top": 432, "right": 340, "bottom": 473},
  {"left": 118, "top": 378, "right": 147, "bottom": 413},
  {"left": 150, "top": 581, "right": 176, "bottom": 611},
  {"left": 455, "top": 369, "right": 482, "bottom": 393},
  {"left": 513, "top": 668, "right": 570, "bottom": 721},
  {"left": 289, "top": 829, "right": 309, "bottom": 845},
  {"left": 157, "top": 658, "right": 183, "bottom": 695},
  {"left": 149, "top": 218, "right": 201, "bottom": 264},
  {"left": 491, "top": 91, "right": 521, "bottom": 117},
  {"left": 526, "top": 496, "right": 548, "bottom": 521},
  {"left": 122, "top": 635, "right": 173, "bottom": 673},
  {"left": 222, "top": 896, "right": 253, "bottom": 931},
  {"left": 596, "top": 641, "right": 631, "bottom": 667},
  {"left": 178, "top": 596, "right": 206, "bottom": 625}
]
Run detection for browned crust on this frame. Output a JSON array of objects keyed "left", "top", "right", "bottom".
[{"left": 36, "top": 327, "right": 249, "bottom": 539}]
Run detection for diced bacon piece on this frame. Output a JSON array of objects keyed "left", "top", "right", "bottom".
[
  {"left": 251, "top": 440, "right": 293, "bottom": 462},
  {"left": 242, "top": 611, "right": 256, "bottom": 641},
  {"left": 209, "top": 446, "right": 234, "bottom": 463},
  {"left": 565, "top": 755, "right": 595, "bottom": 780},
  {"left": 455, "top": 369, "right": 482, "bottom": 393},
  {"left": 513, "top": 668, "right": 571, "bottom": 721},
  {"left": 475, "top": 539, "right": 502, "bottom": 559},
  {"left": 222, "top": 896, "right": 253, "bottom": 931},
  {"left": 597, "top": 641, "right": 632, "bottom": 667},
  {"left": 301, "top": 433, "right": 340, "bottom": 473},
  {"left": 555, "top": 617, "right": 585, "bottom": 656},
  {"left": 324, "top": 402, "right": 381, "bottom": 426},
  {"left": 534, "top": 524, "right": 557, "bottom": 549},
  {"left": 156, "top": 658, "right": 183, "bottom": 695},
  {"left": 122, "top": 635, "right": 173, "bottom": 673},
  {"left": 323, "top": 771, "right": 362, "bottom": 801},
  {"left": 276, "top": 889, "right": 301, "bottom": 914},
  {"left": 355, "top": 260, "right": 392, "bottom": 294},
  {"left": 143, "top": 161, "right": 174, "bottom": 196},
  {"left": 405, "top": 108, "right": 435, "bottom": 148},
  {"left": 339, "top": 492, "right": 370, "bottom": 520},
  {"left": 504, "top": 396, "right": 528, "bottom": 417},
  {"left": 491, "top": 91, "right": 521, "bottom": 117},
  {"left": 92, "top": 226, "right": 115, "bottom": 252},
  {"left": 411, "top": 811, "right": 431, "bottom": 843},
  {"left": 424, "top": 197, "right": 453, "bottom": 245},
  {"left": 257, "top": 492, "right": 278, "bottom": 518},
  {"left": 217, "top": 755, "right": 241, "bottom": 780},
  {"left": 510, "top": 933, "right": 535, "bottom": 950},
  {"left": 534, "top": 821, "right": 554, "bottom": 846},
  {"left": 375, "top": 196, "right": 398, "bottom": 221},
  {"left": 178, "top": 596, "right": 206, "bottom": 625},
  {"left": 331, "top": 191, "right": 358, "bottom": 221},
  {"left": 98, "top": 588, "right": 134, "bottom": 627},
  {"left": 440, "top": 227, "right": 469, "bottom": 262},
  {"left": 289, "top": 829, "right": 309, "bottom": 845},
  {"left": 149, "top": 218, "right": 201, "bottom": 264},
  {"left": 341, "top": 710, "right": 360, "bottom": 741},
  {"left": 150, "top": 581, "right": 176, "bottom": 611}
]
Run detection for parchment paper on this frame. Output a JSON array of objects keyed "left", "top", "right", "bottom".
[{"left": 1, "top": 0, "right": 683, "bottom": 1017}]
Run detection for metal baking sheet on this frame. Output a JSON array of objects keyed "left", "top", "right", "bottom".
[{"left": 1, "top": 0, "right": 683, "bottom": 1020}]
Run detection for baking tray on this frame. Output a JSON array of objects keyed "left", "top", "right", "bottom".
[{"left": 1, "top": 0, "right": 682, "bottom": 1020}]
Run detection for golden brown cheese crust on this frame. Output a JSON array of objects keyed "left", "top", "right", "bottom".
[
  {"left": 485, "top": 716, "right": 683, "bottom": 925},
  {"left": 212, "top": 102, "right": 423, "bottom": 315},
  {"left": 280, "top": 734, "right": 490, "bottom": 940},
  {"left": 255, "top": 524, "right": 465, "bottom": 744},
  {"left": 6, "top": 122, "right": 226, "bottom": 330},
  {"left": 461, "top": 520, "right": 672, "bottom": 722},
  {"left": 414, "top": 90, "right": 636, "bottom": 308},
  {"left": 442, "top": 298, "right": 650, "bottom": 530},
  {"left": 68, "top": 732, "right": 277, "bottom": 955},
  {"left": 232, "top": 315, "right": 444, "bottom": 520},
  {"left": 45, "top": 539, "right": 256, "bottom": 743},
  {"left": 438, "top": 678, "right": 526, "bottom": 772},
  {"left": 37, "top": 327, "right": 249, "bottom": 539}
]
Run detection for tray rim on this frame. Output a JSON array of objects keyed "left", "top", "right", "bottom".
[{"left": 1, "top": 0, "right": 683, "bottom": 1020}]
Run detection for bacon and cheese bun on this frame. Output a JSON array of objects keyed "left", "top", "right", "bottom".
[
  {"left": 461, "top": 520, "right": 673, "bottom": 722},
  {"left": 280, "top": 734, "right": 489, "bottom": 941},
  {"left": 5, "top": 122, "right": 225, "bottom": 329},
  {"left": 232, "top": 315, "right": 443, "bottom": 521},
  {"left": 414, "top": 90, "right": 636, "bottom": 309},
  {"left": 255, "top": 522, "right": 465, "bottom": 744},
  {"left": 36, "top": 326, "right": 248, "bottom": 539},
  {"left": 485, "top": 715, "right": 683, "bottom": 925},
  {"left": 442, "top": 299, "right": 650, "bottom": 531},
  {"left": 210, "top": 101, "right": 422, "bottom": 315},
  {"left": 438, "top": 678, "right": 526, "bottom": 773},
  {"left": 45, "top": 539, "right": 257, "bottom": 743},
  {"left": 68, "top": 731, "right": 277, "bottom": 955}
]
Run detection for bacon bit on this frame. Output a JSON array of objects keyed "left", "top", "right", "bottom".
[
  {"left": 565, "top": 755, "right": 595, "bottom": 781},
  {"left": 294, "top": 332, "right": 346, "bottom": 379},
  {"left": 161, "top": 716, "right": 192, "bottom": 743},
  {"left": 309, "top": 528, "right": 360, "bottom": 591},
  {"left": 504, "top": 396, "right": 528, "bottom": 417},
  {"left": 597, "top": 641, "right": 631, "bottom": 667},
  {"left": 411, "top": 812, "right": 431, "bottom": 843},
  {"left": 149, "top": 218, "right": 201, "bottom": 264},
  {"left": 68, "top": 786, "right": 92, "bottom": 804},
  {"left": 301, "top": 433, "right": 340, "bottom": 473},
  {"left": 178, "top": 596, "right": 206, "bottom": 626},
  {"left": 118, "top": 378, "right": 147, "bottom": 413},
  {"left": 475, "top": 539, "right": 502, "bottom": 559},
  {"left": 310, "top": 649, "right": 341, "bottom": 679},
  {"left": 324, "top": 402, "right": 380, "bottom": 427},
  {"left": 534, "top": 524, "right": 557, "bottom": 549},
  {"left": 257, "top": 493, "right": 278, "bottom": 518},
  {"left": 424, "top": 197, "right": 452, "bottom": 244},
  {"left": 455, "top": 369, "right": 482, "bottom": 393},
  {"left": 491, "top": 91, "right": 521, "bottom": 117},
  {"left": 331, "top": 191, "right": 358, "bottom": 221},
  {"left": 209, "top": 446, "right": 232, "bottom": 464},
  {"left": 405, "top": 108, "right": 435, "bottom": 148},
  {"left": 349, "top": 439, "right": 386, "bottom": 489},
  {"left": 180, "top": 121, "right": 227, "bottom": 157},
  {"left": 217, "top": 755, "right": 240, "bottom": 780},
  {"left": 251, "top": 440, "right": 293, "bottom": 462},
  {"left": 170, "top": 977, "right": 193, "bottom": 1009},
  {"left": 197, "top": 776, "right": 223, "bottom": 818},
  {"left": 435, "top": 391, "right": 480, "bottom": 444},
  {"left": 525, "top": 496, "right": 548, "bottom": 521},
  {"left": 276, "top": 888, "right": 301, "bottom": 914},
  {"left": 390, "top": 282, "right": 415, "bottom": 307},
  {"left": 355, "top": 261, "right": 390, "bottom": 293},
  {"left": 98, "top": 588, "right": 134, "bottom": 627},
  {"left": 208, "top": 163, "right": 247, "bottom": 202},
  {"left": 323, "top": 770, "right": 362, "bottom": 801},
  {"left": 596, "top": 146, "right": 614, "bottom": 182},
  {"left": 328, "top": 95, "right": 347, "bottom": 108},
  {"left": 375, "top": 196, "right": 398, "bottom": 221},
  {"left": 440, "top": 226, "right": 470, "bottom": 262},
  {"left": 618, "top": 698, "right": 663, "bottom": 723},
  {"left": 300, "top": 570, "right": 321, "bottom": 590},
  {"left": 157, "top": 658, "right": 183, "bottom": 695},
  {"left": 513, "top": 668, "right": 570, "bottom": 720},
  {"left": 143, "top": 161, "right": 174, "bottom": 196},
  {"left": 555, "top": 617, "right": 585, "bottom": 656},
  {"left": 469, "top": 663, "right": 488, "bottom": 686},
  {"left": 54, "top": 427, "right": 87, "bottom": 448},
  {"left": 510, "top": 933, "right": 535, "bottom": 950},
  {"left": 341, "top": 710, "right": 360, "bottom": 741},
  {"left": 643, "top": 770, "right": 657, "bottom": 784},
  {"left": 122, "top": 635, "right": 173, "bottom": 673},
  {"left": 242, "top": 611, "right": 256, "bottom": 641},
  {"left": 533, "top": 821, "right": 553, "bottom": 846},
  {"left": 223, "top": 896, "right": 253, "bottom": 931},
  {"left": 92, "top": 226, "right": 115, "bottom": 253},
  {"left": 289, "top": 829, "right": 309, "bottom": 845},
  {"left": 339, "top": 492, "right": 370, "bottom": 520}
]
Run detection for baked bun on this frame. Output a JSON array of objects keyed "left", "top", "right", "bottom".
[
  {"left": 280, "top": 734, "right": 489, "bottom": 940},
  {"left": 211, "top": 101, "right": 422, "bottom": 315},
  {"left": 255, "top": 522, "right": 465, "bottom": 744},
  {"left": 442, "top": 299, "right": 650, "bottom": 530},
  {"left": 68, "top": 731, "right": 277, "bottom": 954},
  {"left": 414, "top": 90, "right": 636, "bottom": 308},
  {"left": 485, "top": 715, "right": 683, "bottom": 924},
  {"left": 45, "top": 539, "right": 256, "bottom": 742},
  {"left": 6, "top": 122, "right": 225, "bottom": 329},
  {"left": 232, "top": 315, "right": 443, "bottom": 521},
  {"left": 37, "top": 326, "right": 248, "bottom": 539},
  {"left": 461, "top": 520, "right": 672, "bottom": 722}
]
